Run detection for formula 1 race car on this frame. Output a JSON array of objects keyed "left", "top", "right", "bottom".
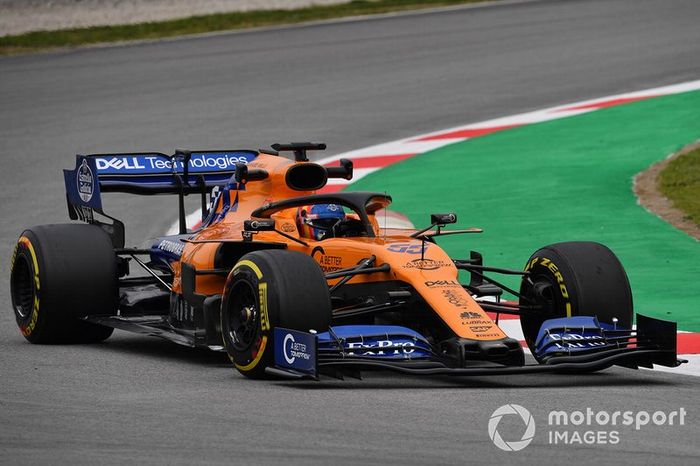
[{"left": 10, "top": 142, "right": 684, "bottom": 379}]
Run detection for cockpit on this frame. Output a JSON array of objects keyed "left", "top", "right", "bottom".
[{"left": 251, "top": 192, "right": 392, "bottom": 241}]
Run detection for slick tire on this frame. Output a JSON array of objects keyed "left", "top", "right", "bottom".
[
  {"left": 221, "top": 250, "right": 331, "bottom": 379},
  {"left": 519, "top": 241, "right": 632, "bottom": 356},
  {"left": 10, "top": 224, "right": 117, "bottom": 344}
]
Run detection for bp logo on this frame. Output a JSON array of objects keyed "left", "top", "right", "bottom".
[
  {"left": 77, "top": 159, "right": 94, "bottom": 202},
  {"left": 488, "top": 404, "right": 536, "bottom": 451}
]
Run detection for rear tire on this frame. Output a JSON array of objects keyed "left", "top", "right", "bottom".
[
  {"left": 10, "top": 224, "right": 117, "bottom": 343},
  {"left": 220, "top": 250, "right": 331, "bottom": 379},
  {"left": 519, "top": 241, "right": 632, "bottom": 355}
]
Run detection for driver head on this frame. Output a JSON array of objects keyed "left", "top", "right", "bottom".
[{"left": 296, "top": 203, "right": 345, "bottom": 240}]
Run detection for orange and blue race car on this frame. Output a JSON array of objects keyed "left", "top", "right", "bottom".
[{"left": 9, "top": 142, "right": 685, "bottom": 379}]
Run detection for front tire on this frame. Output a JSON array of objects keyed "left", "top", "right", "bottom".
[
  {"left": 10, "top": 224, "right": 117, "bottom": 344},
  {"left": 220, "top": 250, "right": 331, "bottom": 379},
  {"left": 519, "top": 241, "right": 633, "bottom": 355}
]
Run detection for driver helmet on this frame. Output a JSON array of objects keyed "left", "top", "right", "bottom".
[{"left": 296, "top": 204, "right": 345, "bottom": 240}]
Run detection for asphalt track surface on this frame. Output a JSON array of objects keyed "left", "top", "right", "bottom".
[{"left": 1, "top": 0, "right": 699, "bottom": 464}]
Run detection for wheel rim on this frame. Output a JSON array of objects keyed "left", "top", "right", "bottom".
[
  {"left": 11, "top": 255, "right": 34, "bottom": 319},
  {"left": 227, "top": 280, "right": 260, "bottom": 352},
  {"left": 528, "top": 277, "right": 559, "bottom": 316},
  {"left": 521, "top": 275, "right": 563, "bottom": 349}
]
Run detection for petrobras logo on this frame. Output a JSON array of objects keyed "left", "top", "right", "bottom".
[
  {"left": 76, "top": 159, "right": 94, "bottom": 202},
  {"left": 93, "top": 152, "right": 252, "bottom": 174},
  {"left": 283, "top": 333, "right": 312, "bottom": 364},
  {"left": 156, "top": 239, "right": 185, "bottom": 257}
]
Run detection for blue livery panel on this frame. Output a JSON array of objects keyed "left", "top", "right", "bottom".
[
  {"left": 150, "top": 235, "right": 189, "bottom": 268},
  {"left": 273, "top": 318, "right": 677, "bottom": 378},
  {"left": 64, "top": 156, "right": 103, "bottom": 212},
  {"left": 274, "top": 328, "right": 318, "bottom": 377},
  {"left": 90, "top": 151, "right": 257, "bottom": 192},
  {"left": 63, "top": 150, "right": 257, "bottom": 211},
  {"left": 274, "top": 325, "right": 435, "bottom": 377},
  {"left": 534, "top": 316, "right": 627, "bottom": 360},
  {"left": 317, "top": 325, "right": 433, "bottom": 359}
]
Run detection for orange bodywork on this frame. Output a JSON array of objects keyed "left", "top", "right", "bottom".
[{"left": 176, "top": 153, "right": 507, "bottom": 341}]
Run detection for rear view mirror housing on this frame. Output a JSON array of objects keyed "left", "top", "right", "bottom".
[
  {"left": 431, "top": 213, "right": 457, "bottom": 225},
  {"left": 244, "top": 219, "right": 276, "bottom": 232}
]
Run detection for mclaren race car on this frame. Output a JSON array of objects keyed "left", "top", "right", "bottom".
[{"left": 10, "top": 142, "right": 684, "bottom": 379}]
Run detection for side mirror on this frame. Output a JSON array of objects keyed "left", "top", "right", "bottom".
[
  {"left": 244, "top": 219, "right": 276, "bottom": 232},
  {"left": 326, "top": 158, "right": 353, "bottom": 180},
  {"left": 235, "top": 163, "right": 268, "bottom": 183},
  {"left": 431, "top": 213, "right": 457, "bottom": 225}
]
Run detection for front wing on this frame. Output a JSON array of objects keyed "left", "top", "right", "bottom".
[{"left": 269, "top": 314, "right": 684, "bottom": 380}]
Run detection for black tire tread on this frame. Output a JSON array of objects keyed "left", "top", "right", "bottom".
[
  {"left": 11, "top": 224, "right": 117, "bottom": 344},
  {"left": 520, "top": 241, "right": 633, "bottom": 352},
  {"left": 221, "top": 249, "right": 331, "bottom": 379}
]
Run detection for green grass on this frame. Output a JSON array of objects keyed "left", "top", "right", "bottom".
[
  {"left": 0, "top": 0, "right": 492, "bottom": 55},
  {"left": 658, "top": 146, "right": 700, "bottom": 226},
  {"left": 347, "top": 90, "right": 700, "bottom": 330}
]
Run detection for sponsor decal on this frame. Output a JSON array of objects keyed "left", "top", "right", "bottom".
[
  {"left": 76, "top": 159, "right": 94, "bottom": 202},
  {"left": 470, "top": 325, "right": 494, "bottom": 333},
  {"left": 403, "top": 258, "right": 452, "bottom": 270},
  {"left": 347, "top": 340, "right": 416, "bottom": 356},
  {"left": 387, "top": 242, "right": 430, "bottom": 254},
  {"left": 283, "top": 333, "right": 311, "bottom": 364},
  {"left": 156, "top": 239, "right": 185, "bottom": 257},
  {"left": 280, "top": 222, "right": 296, "bottom": 233},
  {"left": 95, "top": 157, "right": 145, "bottom": 171},
  {"left": 93, "top": 152, "right": 252, "bottom": 174},
  {"left": 311, "top": 246, "right": 343, "bottom": 272},
  {"left": 424, "top": 280, "right": 461, "bottom": 288},
  {"left": 460, "top": 311, "right": 483, "bottom": 320},
  {"left": 442, "top": 289, "right": 470, "bottom": 309},
  {"left": 547, "top": 332, "right": 607, "bottom": 350},
  {"left": 274, "top": 328, "right": 317, "bottom": 375},
  {"left": 259, "top": 282, "right": 270, "bottom": 331}
]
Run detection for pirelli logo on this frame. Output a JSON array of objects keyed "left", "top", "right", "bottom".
[
  {"left": 526, "top": 257, "right": 570, "bottom": 299},
  {"left": 259, "top": 282, "right": 270, "bottom": 331},
  {"left": 526, "top": 257, "right": 572, "bottom": 317}
]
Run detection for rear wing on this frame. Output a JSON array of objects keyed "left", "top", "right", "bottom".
[{"left": 64, "top": 150, "right": 257, "bottom": 245}]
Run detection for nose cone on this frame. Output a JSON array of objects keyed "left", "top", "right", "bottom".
[{"left": 440, "top": 336, "right": 525, "bottom": 367}]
